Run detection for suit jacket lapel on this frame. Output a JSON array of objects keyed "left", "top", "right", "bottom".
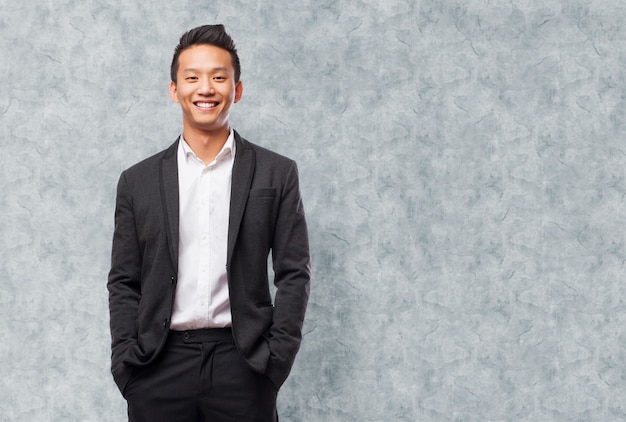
[
  {"left": 160, "top": 139, "right": 180, "bottom": 271},
  {"left": 228, "top": 131, "right": 255, "bottom": 266}
]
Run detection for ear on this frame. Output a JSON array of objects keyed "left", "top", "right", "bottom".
[
  {"left": 234, "top": 81, "right": 243, "bottom": 104},
  {"left": 169, "top": 81, "right": 179, "bottom": 103}
]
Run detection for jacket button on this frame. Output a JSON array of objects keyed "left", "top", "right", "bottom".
[
  {"left": 163, "top": 318, "right": 169, "bottom": 328},
  {"left": 170, "top": 276, "right": 176, "bottom": 284}
]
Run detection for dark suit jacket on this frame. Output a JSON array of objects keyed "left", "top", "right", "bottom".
[{"left": 108, "top": 131, "right": 311, "bottom": 394}]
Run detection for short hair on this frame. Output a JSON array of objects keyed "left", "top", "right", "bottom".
[{"left": 170, "top": 24, "right": 241, "bottom": 83}]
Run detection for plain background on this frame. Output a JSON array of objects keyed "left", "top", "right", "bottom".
[{"left": 2, "top": 1, "right": 626, "bottom": 421}]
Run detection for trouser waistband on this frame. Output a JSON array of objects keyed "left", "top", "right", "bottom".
[{"left": 168, "top": 328, "right": 233, "bottom": 344}]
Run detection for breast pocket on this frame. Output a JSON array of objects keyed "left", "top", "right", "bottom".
[
  {"left": 248, "top": 188, "right": 276, "bottom": 199},
  {"left": 244, "top": 188, "right": 277, "bottom": 244}
]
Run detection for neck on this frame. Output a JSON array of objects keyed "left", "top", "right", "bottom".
[{"left": 182, "top": 126, "right": 230, "bottom": 164}]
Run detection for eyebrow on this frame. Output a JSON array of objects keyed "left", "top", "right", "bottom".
[{"left": 182, "top": 67, "right": 229, "bottom": 73}]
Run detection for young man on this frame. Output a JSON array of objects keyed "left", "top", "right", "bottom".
[{"left": 108, "top": 24, "right": 311, "bottom": 421}]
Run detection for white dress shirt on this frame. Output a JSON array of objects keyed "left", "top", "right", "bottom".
[{"left": 169, "top": 130, "right": 235, "bottom": 330}]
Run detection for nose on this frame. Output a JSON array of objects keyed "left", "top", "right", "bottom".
[{"left": 198, "top": 79, "right": 215, "bottom": 95}]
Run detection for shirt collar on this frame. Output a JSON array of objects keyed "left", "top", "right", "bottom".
[{"left": 179, "top": 128, "right": 236, "bottom": 164}]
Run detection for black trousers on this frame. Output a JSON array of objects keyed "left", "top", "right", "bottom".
[{"left": 123, "top": 328, "right": 278, "bottom": 422}]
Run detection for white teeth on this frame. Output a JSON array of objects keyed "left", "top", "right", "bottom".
[{"left": 196, "top": 102, "right": 217, "bottom": 108}]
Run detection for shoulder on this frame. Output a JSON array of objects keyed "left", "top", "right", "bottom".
[
  {"left": 235, "top": 131, "right": 295, "bottom": 168},
  {"left": 121, "top": 139, "right": 178, "bottom": 178}
]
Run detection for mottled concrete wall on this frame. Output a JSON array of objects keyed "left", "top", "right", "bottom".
[{"left": 2, "top": 1, "right": 626, "bottom": 421}]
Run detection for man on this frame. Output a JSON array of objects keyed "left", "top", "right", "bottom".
[{"left": 108, "top": 24, "right": 311, "bottom": 421}]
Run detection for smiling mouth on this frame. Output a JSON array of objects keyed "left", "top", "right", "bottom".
[{"left": 195, "top": 101, "right": 218, "bottom": 109}]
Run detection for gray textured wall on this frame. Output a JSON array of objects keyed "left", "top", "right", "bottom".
[{"left": 2, "top": 1, "right": 626, "bottom": 421}]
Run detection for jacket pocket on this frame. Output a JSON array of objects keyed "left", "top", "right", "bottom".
[{"left": 249, "top": 188, "right": 276, "bottom": 199}]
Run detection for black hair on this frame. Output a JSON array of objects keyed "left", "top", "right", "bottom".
[{"left": 170, "top": 24, "right": 240, "bottom": 83}]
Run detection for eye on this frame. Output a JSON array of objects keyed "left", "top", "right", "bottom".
[
  {"left": 213, "top": 76, "right": 226, "bottom": 81},
  {"left": 186, "top": 76, "right": 198, "bottom": 81}
]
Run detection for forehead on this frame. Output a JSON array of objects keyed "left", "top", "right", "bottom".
[{"left": 178, "top": 44, "right": 234, "bottom": 73}]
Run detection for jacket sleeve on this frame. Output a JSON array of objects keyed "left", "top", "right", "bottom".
[
  {"left": 107, "top": 171, "right": 142, "bottom": 391},
  {"left": 265, "top": 161, "right": 311, "bottom": 388}
]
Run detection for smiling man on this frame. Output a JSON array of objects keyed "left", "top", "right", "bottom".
[{"left": 107, "top": 25, "right": 311, "bottom": 422}]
